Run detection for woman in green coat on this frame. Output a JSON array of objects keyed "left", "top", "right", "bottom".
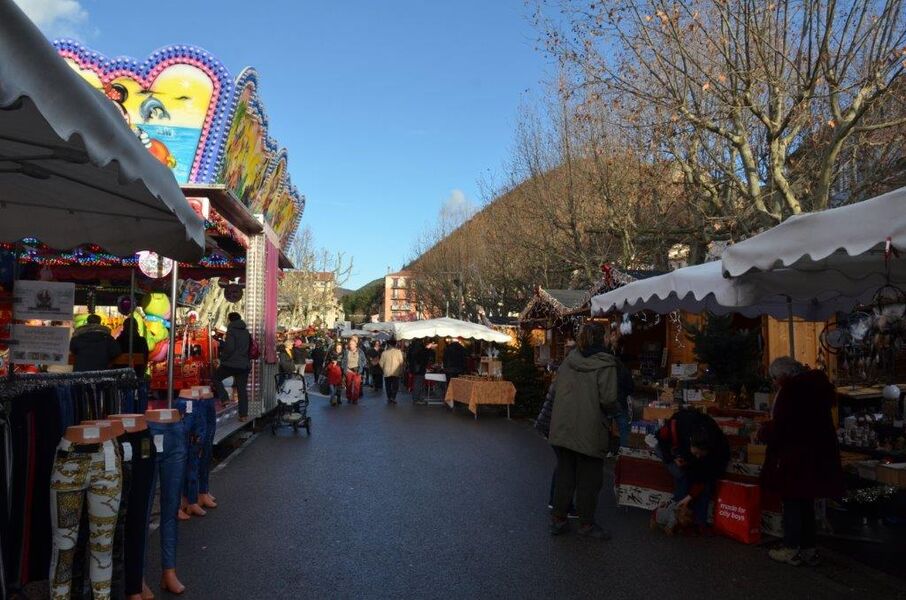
[{"left": 549, "top": 322, "right": 619, "bottom": 539}]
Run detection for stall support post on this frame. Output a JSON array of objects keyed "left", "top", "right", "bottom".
[
  {"left": 786, "top": 296, "right": 795, "bottom": 357},
  {"left": 128, "top": 269, "right": 135, "bottom": 370},
  {"left": 166, "top": 262, "right": 179, "bottom": 408}
]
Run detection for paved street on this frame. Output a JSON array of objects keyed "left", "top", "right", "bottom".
[{"left": 146, "top": 388, "right": 905, "bottom": 600}]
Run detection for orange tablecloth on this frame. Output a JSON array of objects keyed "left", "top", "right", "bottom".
[{"left": 444, "top": 377, "right": 516, "bottom": 415}]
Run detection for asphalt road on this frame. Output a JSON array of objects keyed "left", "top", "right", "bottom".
[{"left": 145, "top": 386, "right": 905, "bottom": 600}]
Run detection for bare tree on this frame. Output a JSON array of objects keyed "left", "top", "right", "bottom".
[
  {"left": 540, "top": 0, "right": 906, "bottom": 233},
  {"left": 280, "top": 226, "right": 353, "bottom": 328}
]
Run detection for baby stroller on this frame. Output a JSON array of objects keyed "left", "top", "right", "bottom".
[{"left": 272, "top": 373, "right": 311, "bottom": 435}]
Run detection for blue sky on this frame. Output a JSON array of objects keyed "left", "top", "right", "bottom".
[{"left": 18, "top": 0, "right": 554, "bottom": 289}]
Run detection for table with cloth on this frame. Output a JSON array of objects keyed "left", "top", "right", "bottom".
[{"left": 444, "top": 376, "right": 516, "bottom": 419}]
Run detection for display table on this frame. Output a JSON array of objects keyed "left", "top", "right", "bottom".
[{"left": 444, "top": 376, "right": 516, "bottom": 419}]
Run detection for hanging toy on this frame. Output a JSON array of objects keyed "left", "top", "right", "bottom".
[{"left": 141, "top": 292, "right": 172, "bottom": 362}]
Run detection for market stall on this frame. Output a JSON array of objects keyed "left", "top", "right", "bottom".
[
  {"left": 0, "top": 4, "right": 208, "bottom": 597},
  {"left": 0, "top": 7, "right": 306, "bottom": 596},
  {"left": 444, "top": 376, "right": 516, "bottom": 419}
]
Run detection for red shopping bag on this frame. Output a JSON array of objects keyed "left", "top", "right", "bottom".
[{"left": 714, "top": 480, "right": 762, "bottom": 544}]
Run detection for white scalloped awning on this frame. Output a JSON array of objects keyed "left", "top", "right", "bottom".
[
  {"left": 721, "top": 186, "right": 906, "bottom": 280},
  {"left": 0, "top": 1, "right": 205, "bottom": 261},
  {"left": 393, "top": 317, "right": 511, "bottom": 343},
  {"left": 590, "top": 261, "right": 877, "bottom": 320}
]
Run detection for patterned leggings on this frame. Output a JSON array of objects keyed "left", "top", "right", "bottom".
[{"left": 49, "top": 439, "right": 122, "bottom": 600}]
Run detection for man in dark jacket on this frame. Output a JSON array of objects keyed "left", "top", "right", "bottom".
[
  {"left": 70, "top": 314, "right": 121, "bottom": 372},
  {"left": 443, "top": 338, "right": 466, "bottom": 379},
  {"left": 759, "top": 357, "right": 843, "bottom": 567},
  {"left": 657, "top": 409, "right": 730, "bottom": 528},
  {"left": 311, "top": 343, "right": 326, "bottom": 383},
  {"left": 212, "top": 312, "right": 252, "bottom": 420},
  {"left": 407, "top": 338, "right": 430, "bottom": 404}
]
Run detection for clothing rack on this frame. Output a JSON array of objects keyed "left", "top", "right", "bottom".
[{"left": 1, "top": 368, "right": 138, "bottom": 400}]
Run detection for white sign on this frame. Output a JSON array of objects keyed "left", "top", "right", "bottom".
[
  {"left": 137, "top": 251, "right": 173, "bottom": 278},
  {"left": 13, "top": 280, "right": 74, "bottom": 320},
  {"left": 10, "top": 324, "right": 71, "bottom": 364}
]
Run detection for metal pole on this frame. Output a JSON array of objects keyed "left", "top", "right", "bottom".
[
  {"left": 128, "top": 269, "right": 135, "bottom": 370},
  {"left": 166, "top": 262, "right": 179, "bottom": 408},
  {"left": 786, "top": 296, "right": 795, "bottom": 358}
]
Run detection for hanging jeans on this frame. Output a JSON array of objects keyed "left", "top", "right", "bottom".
[
  {"left": 49, "top": 439, "right": 122, "bottom": 600},
  {"left": 109, "top": 430, "right": 156, "bottom": 598},
  {"left": 147, "top": 420, "right": 186, "bottom": 571},
  {"left": 175, "top": 399, "right": 207, "bottom": 505},
  {"left": 197, "top": 398, "right": 217, "bottom": 496}
]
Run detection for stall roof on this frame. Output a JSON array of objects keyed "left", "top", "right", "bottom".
[{"left": 0, "top": 2, "right": 205, "bottom": 261}]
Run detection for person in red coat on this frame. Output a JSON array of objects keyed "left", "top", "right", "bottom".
[{"left": 758, "top": 357, "right": 843, "bottom": 567}]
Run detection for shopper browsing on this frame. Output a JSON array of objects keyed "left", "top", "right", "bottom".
[
  {"left": 548, "top": 323, "right": 619, "bottom": 540},
  {"left": 656, "top": 409, "right": 730, "bottom": 531},
  {"left": 759, "top": 357, "right": 843, "bottom": 567}
]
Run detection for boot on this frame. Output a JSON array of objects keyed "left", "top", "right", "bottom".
[{"left": 161, "top": 569, "right": 185, "bottom": 595}]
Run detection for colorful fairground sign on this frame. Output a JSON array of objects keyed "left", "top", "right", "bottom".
[{"left": 54, "top": 40, "right": 304, "bottom": 248}]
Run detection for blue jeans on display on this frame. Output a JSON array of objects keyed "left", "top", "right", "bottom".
[
  {"left": 55, "top": 386, "right": 76, "bottom": 433},
  {"left": 175, "top": 399, "right": 207, "bottom": 505},
  {"left": 616, "top": 410, "right": 631, "bottom": 448},
  {"left": 147, "top": 420, "right": 187, "bottom": 570},
  {"left": 197, "top": 398, "right": 217, "bottom": 495}
]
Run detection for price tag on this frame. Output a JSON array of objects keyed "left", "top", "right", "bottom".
[
  {"left": 122, "top": 442, "right": 133, "bottom": 462},
  {"left": 103, "top": 444, "right": 116, "bottom": 472},
  {"left": 122, "top": 418, "right": 136, "bottom": 429},
  {"left": 186, "top": 401, "right": 193, "bottom": 414},
  {"left": 84, "top": 427, "right": 100, "bottom": 440},
  {"left": 154, "top": 434, "right": 164, "bottom": 453}
]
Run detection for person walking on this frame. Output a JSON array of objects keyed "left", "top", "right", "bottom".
[
  {"left": 341, "top": 337, "right": 367, "bottom": 404},
  {"left": 368, "top": 340, "right": 384, "bottom": 393},
  {"left": 277, "top": 339, "right": 295, "bottom": 388},
  {"left": 548, "top": 323, "right": 618, "bottom": 539},
  {"left": 407, "top": 338, "right": 430, "bottom": 405},
  {"left": 656, "top": 408, "right": 730, "bottom": 530},
  {"left": 325, "top": 358, "right": 344, "bottom": 407},
  {"left": 379, "top": 338, "right": 405, "bottom": 404},
  {"left": 291, "top": 338, "right": 308, "bottom": 376},
  {"left": 70, "top": 314, "right": 121, "bottom": 372},
  {"left": 759, "top": 357, "right": 844, "bottom": 567},
  {"left": 311, "top": 342, "right": 326, "bottom": 383},
  {"left": 212, "top": 312, "right": 252, "bottom": 421}
]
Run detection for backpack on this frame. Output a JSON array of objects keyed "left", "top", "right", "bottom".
[{"left": 248, "top": 334, "right": 260, "bottom": 360}]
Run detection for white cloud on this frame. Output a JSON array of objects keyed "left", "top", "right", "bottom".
[
  {"left": 14, "top": 0, "right": 91, "bottom": 39},
  {"left": 439, "top": 189, "right": 477, "bottom": 230}
]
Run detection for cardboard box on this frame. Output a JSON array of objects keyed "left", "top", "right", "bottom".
[
  {"left": 855, "top": 460, "right": 879, "bottom": 481},
  {"left": 747, "top": 444, "right": 766, "bottom": 466},
  {"left": 877, "top": 463, "right": 906, "bottom": 488},
  {"left": 643, "top": 406, "right": 677, "bottom": 421}
]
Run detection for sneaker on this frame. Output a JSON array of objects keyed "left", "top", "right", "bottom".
[
  {"left": 547, "top": 504, "right": 554, "bottom": 510},
  {"left": 567, "top": 511, "right": 579, "bottom": 520},
  {"left": 577, "top": 524, "right": 611, "bottom": 540},
  {"left": 768, "top": 547, "right": 802, "bottom": 566},
  {"left": 549, "top": 519, "right": 570, "bottom": 536},
  {"left": 800, "top": 548, "right": 821, "bottom": 567}
]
